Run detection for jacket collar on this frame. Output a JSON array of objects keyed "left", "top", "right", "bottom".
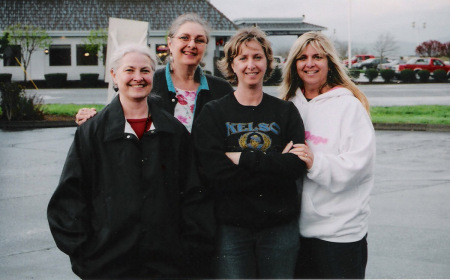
[
  {"left": 165, "top": 63, "right": 209, "bottom": 93},
  {"left": 103, "top": 95, "right": 178, "bottom": 142}
]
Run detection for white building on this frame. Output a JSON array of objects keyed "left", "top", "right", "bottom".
[
  {"left": 0, "top": 0, "right": 326, "bottom": 83},
  {"left": 0, "top": 0, "right": 238, "bottom": 82}
]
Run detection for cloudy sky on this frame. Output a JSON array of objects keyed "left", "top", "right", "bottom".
[{"left": 209, "top": 0, "right": 450, "bottom": 56}]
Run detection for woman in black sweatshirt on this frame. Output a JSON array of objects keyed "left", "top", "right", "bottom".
[{"left": 192, "top": 27, "right": 306, "bottom": 279}]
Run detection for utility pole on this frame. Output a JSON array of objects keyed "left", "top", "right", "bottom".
[{"left": 347, "top": 0, "right": 352, "bottom": 68}]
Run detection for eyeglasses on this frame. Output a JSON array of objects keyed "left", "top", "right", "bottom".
[{"left": 174, "top": 36, "right": 207, "bottom": 45}]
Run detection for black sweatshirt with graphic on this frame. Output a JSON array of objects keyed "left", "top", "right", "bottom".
[{"left": 192, "top": 93, "right": 306, "bottom": 229}]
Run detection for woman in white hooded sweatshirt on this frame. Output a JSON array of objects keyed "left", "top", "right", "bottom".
[{"left": 280, "top": 31, "right": 376, "bottom": 279}]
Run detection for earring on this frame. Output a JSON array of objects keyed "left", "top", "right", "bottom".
[
  {"left": 169, "top": 54, "right": 174, "bottom": 73},
  {"left": 113, "top": 84, "right": 119, "bottom": 92}
]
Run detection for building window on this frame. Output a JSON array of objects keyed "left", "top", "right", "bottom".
[
  {"left": 156, "top": 44, "right": 169, "bottom": 65},
  {"left": 77, "top": 45, "right": 98, "bottom": 66},
  {"left": 3, "top": 45, "right": 21, "bottom": 66},
  {"left": 49, "top": 45, "right": 71, "bottom": 66}
]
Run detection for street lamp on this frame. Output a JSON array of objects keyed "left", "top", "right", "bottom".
[{"left": 412, "top": 21, "right": 426, "bottom": 46}]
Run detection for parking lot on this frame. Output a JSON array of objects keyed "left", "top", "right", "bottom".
[
  {"left": 0, "top": 126, "right": 449, "bottom": 279},
  {"left": 1, "top": 84, "right": 450, "bottom": 279}
]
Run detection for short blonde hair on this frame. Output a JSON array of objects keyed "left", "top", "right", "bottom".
[
  {"left": 217, "top": 27, "right": 274, "bottom": 84},
  {"left": 280, "top": 32, "right": 370, "bottom": 114}
]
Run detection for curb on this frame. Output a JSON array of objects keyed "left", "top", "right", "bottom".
[
  {"left": 1, "top": 121, "right": 450, "bottom": 132},
  {"left": 0, "top": 120, "right": 76, "bottom": 130},
  {"left": 373, "top": 123, "right": 450, "bottom": 132}
]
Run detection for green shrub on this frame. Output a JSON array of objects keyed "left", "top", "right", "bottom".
[
  {"left": 380, "top": 69, "right": 396, "bottom": 82},
  {"left": 400, "top": 69, "right": 415, "bottom": 82},
  {"left": 417, "top": 70, "right": 430, "bottom": 82},
  {"left": 432, "top": 69, "right": 448, "bottom": 82},
  {"left": 349, "top": 69, "right": 360, "bottom": 80},
  {"left": 264, "top": 66, "right": 282, "bottom": 86},
  {"left": 0, "top": 82, "right": 44, "bottom": 121},
  {"left": 364, "top": 69, "right": 378, "bottom": 82},
  {"left": 44, "top": 73, "right": 67, "bottom": 88},
  {"left": 80, "top": 73, "right": 99, "bottom": 87},
  {"left": 0, "top": 73, "right": 12, "bottom": 83}
]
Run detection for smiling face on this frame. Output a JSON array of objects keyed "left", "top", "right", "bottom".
[
  {"left": 296, "top": 43, "right": 329, "bottom": 89},
  {"left": 231, "top": 40, "right": 267, "bottom": 88},
  {"left": 110, "top": 52, "right": 154, "bottom": 103},
  {"left": 168, "top": 22, "right": 207, "bottom": 68}
]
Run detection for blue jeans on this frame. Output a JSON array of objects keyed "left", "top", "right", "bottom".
[
  {"left": 215, "top": 220, "right": 299, "bottom": 279},
  {"left": 295, "top": 234, "right": 368, "bottom": 279}
]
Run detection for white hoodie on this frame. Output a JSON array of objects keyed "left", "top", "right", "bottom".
[{"left": 291, "top": 87, "right": 376, "bottom": 243}]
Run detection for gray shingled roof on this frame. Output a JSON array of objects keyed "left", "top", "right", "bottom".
[
  {"left": 0, "top": 0, "right": 237, "bottom": 31},
  {"left": 234, "top": 17, "right": 326, "bottom": 36}
]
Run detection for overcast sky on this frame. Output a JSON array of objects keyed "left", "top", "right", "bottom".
[{"left": 209, "top": 0, "right": 450, "bottom": 56}]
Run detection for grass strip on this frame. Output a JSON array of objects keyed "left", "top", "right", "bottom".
[
  {"left": 2, "top": 104, "right": 450, "bottom": 126},
  {"left": 41, "top": 104, "right": 105, "bottom": 116},
  {"left": 370, "top": 105, "right": 450, "bottom": 125}
]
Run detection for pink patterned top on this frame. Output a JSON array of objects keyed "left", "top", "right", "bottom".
[{"left": 174, "top": 88, "right": 197, "bottom": 132}]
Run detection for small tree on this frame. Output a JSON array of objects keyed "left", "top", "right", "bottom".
[
  {"left": 0, "top": 32, "right": 10, "bottom": 59},
  {"left": 349, "top": 69, "right": 361, "bottom": 80},
  {"left": 0, "top": 82, "right": 43, "bottom": 121},
  {"left": 364, "top": 69, "right": 379, "bottom": 83},
  {"left": 264, "top": 66, "right": 282, "bottom": 86},
  {"left": 417, "top": 70, "right": 430, "bottom": 82},
  {"left": 400, "top": 69, "right": 415, "bottom": 83},
  {"left": 415, "top": 40, "right": 442, "bottom": 57},
  {"left": 432, "top": 69, "right": 448, "bottom": 83},
  {"left": 83, "top": 28, "right": 108, "bottom": 62},
  {"left": 373, "top": 33, "right": 398, "bottom": 62},
  {"left": 4, "top": 24, "right": 52, "bottom": 82},
  {"left": 380, "top": 69, "right": 396, "bottom": 83},
  {"left": 440, "top": 42, "right": 450, "bottom": 58}
]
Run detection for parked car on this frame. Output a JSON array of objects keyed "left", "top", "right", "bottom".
[
  {"left": 343, "top": 54, "right": 375, "bottom": 67},
  {"left": 393, "top": 57, "right": 450, "bottom": 77},
  {"left": 273, "top": 55, "right": 285, "bottom": 68},
  {"left": 354, "top": 57, "right": 390, "bottom": 70},
  {"left": 378, "top": 59, "right": 400, "bottom": 70}
]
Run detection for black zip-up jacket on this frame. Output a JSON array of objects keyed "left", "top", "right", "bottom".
[
  {"left": 47, "top": 96, "right": 214, "bottom": 278},
  {"left": 151, "top": 67, "right": 233, "bottom": 120}
]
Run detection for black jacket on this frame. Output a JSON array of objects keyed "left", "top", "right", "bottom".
[
  {"left": 47, "top": 96, "right": 214, "bottom": 278},
  {"left": 193, "top": 93, "right": 307, "bottom": 229},
  {"left": 151, "top": 67, "right": 233, "bottom": 120}
]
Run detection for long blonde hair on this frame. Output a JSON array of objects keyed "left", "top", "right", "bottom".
[{"left": 280, "top": 32, "right": 370, "bottom": 114}]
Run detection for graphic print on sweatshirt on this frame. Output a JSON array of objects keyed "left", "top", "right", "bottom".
[
  {"left": 305, "top": 131, "right": 328, "bottom": 145},
  {"left": 226, "top": 121, "right": 281, "bottom": 152}
]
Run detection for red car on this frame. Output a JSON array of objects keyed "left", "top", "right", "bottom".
[{"left": 394, "top": 57, "right": 450, "bottom": 77}]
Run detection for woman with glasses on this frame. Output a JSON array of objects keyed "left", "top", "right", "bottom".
[
  {"left": 73, "top": 13, "right": 232, "bottom": 278},
  {"left": 151, "top": 13, "right": 233, "bottom": 132},
  {"left": 76, "top": 13, "right": 232, "bottom": 132}
]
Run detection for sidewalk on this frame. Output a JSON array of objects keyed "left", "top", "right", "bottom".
[{"left": 0, "top": 128, "right": 449, "bottom": 279}]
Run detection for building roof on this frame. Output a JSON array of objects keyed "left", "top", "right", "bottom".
[
  {"left": 0, "top": 0, "right": 238, "bottom": 32},
  {"left": 234, "top": 17, "right": 326, "bottom": 36}
]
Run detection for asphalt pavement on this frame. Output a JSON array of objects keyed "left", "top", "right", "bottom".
[
  {"left": 1, "top": 85, "right": 450, "bottom": 279},
  {"left": 0, "top": 127, "right": 449, "bottom": 279}
]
